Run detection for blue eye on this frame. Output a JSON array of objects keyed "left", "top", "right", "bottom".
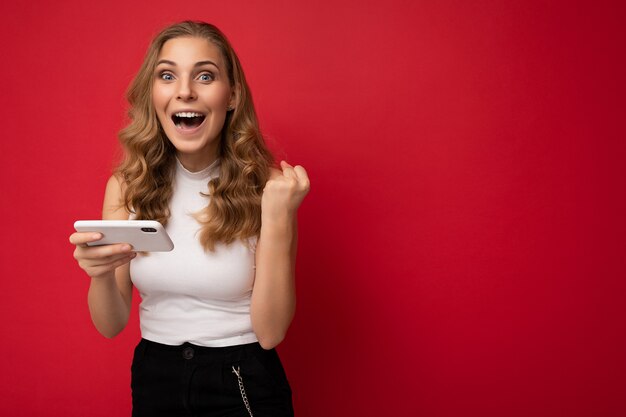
[
  {"left": 198, "top": 73, "right": 214, "bottom": 82},
  {"left": 160, "top": 72, "right": 174, "bottom": 81}
]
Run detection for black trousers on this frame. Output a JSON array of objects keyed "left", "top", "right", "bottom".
[{"left": 131, "top": 338, "right": 294, "bottom": 417}]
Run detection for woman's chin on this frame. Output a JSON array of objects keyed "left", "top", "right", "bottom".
[{"left": 169, "top": 137, "right": 219, "bottom": 162}]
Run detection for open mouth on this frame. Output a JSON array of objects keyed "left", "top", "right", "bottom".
[{"left": 171, "top": 112, "right": 206, "bottom": 130}]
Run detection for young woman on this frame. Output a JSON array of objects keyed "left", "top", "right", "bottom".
[{"left": 69, "top": 21, "right": 309, "bottom": 417}]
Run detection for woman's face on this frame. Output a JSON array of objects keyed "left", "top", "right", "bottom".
[{"left": 152, "top": 36, "right": 234, "bottom": 168}]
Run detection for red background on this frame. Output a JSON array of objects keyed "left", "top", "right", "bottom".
[{"left": 1, "top": 0, "right": 625, "bottom": 416}]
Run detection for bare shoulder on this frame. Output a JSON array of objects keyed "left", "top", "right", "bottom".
[{"left": 103, "top": 174, "right": 130, "bottom": 220}]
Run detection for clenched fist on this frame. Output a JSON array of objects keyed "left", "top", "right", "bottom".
[{"left": 261, "top": 161, "right": 310, "bottom": 220}]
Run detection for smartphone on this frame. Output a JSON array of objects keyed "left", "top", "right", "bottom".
[{"left": 74, "top": 220, "right": 174, "bottom": 252}]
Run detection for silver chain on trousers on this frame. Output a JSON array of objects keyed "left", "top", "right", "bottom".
[{"left": 232, "top": 365, "right": 254, "bottom": 417}]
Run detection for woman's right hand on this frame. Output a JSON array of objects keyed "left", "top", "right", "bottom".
[{"left": 69, "top": 232, "right": 136, "bottom": 279}]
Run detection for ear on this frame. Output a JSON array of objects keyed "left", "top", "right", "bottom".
[{"left": 228, "top": 84, "right": 240, "bottom": 111}]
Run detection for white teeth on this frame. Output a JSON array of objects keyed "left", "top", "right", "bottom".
[{"left": 174, "top": 112, "right": 203, "bottom": 118}]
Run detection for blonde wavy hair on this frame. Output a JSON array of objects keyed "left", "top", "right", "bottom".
[{"left": 115, "top": 21, "right": 274, "bottom": 251}]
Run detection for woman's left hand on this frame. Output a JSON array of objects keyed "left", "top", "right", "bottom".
[{"left": 261, "top": 161, "right": 310, "bottom": 220}]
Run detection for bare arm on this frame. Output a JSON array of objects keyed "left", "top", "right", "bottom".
[
  {"left": 250, "top": 162, "right": 310, "bottom": 349},
  {"left": 69, "top": 175, "right": 134, "bottom": 338}
]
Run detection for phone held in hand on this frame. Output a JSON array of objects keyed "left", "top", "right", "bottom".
[{"left": 74, "top": 220, "right": 174, "bottom": 252}]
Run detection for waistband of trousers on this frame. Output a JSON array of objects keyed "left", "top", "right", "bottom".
[{"left": 139, "top": 338, "right": 262, "bottom": 361}]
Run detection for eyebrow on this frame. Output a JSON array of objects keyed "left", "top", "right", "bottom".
[{"left": 156, "top": 59, "right": 220, "bottom": 69}]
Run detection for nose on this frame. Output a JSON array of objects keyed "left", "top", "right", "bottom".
[{"left": 176, "top": 78, "right": 196, "bottom": 101}]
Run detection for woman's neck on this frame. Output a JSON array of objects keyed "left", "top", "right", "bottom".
[{"left": 176, "top": 151, "right": 218, "bottom": 173}]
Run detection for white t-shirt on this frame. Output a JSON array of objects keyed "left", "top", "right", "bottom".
[{"left": 130, "top": 158, "right": 258, "bottom": 347}]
